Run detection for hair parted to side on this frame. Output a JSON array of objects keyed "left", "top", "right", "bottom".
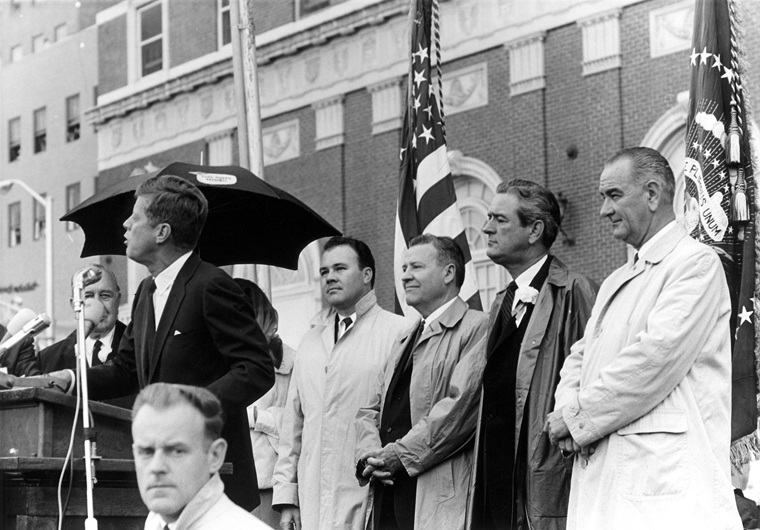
[
  {"left": 70, "top": 263, "right": 120, "bottom": 298},
  {"left": 605, "top": 146, "right": 676, "bottom": 204},
  {"left": 136, "top": 175, "right": 209, "bottom": 251},
  {"left": 132, "top": 383, "right": 224, "bottom": 443},
  {"left": 408, "top": 234, "right": 466, "bottom": 288},
  {"left": 323, "top": 236, "right": 376, "bottom": 288},
  {"left": 496, "top": 179, "right": 561, "bottom": 248}
]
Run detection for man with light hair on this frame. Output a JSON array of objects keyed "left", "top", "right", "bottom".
[{"left": 132, "top": 383, "right": 273, "bottom": 529}]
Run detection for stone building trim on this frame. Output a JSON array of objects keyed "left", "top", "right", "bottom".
[
  {"left": 506, "top": 33, "right": 545, "bottom": 97},
  {"left": 263, "top": 119, "right": 300, "bottom": 166},
  {"left": 648, "top": 0, "right": 694, "bottom": 58},
  {"left": 368, "top": 78, "right": 403, "bottom": 135},
  {"left": 443, "top": 62, "right": 489, "bottom": 114},
  {"left": 578, "top": 9, "right": 622, "bottom": 76},
  {"left": 313, "top": 95, "right": 345, "bottom": 150}
]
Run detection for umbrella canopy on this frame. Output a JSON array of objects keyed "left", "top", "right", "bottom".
[{"left": 61, "top": 162, "right": 341, "bottom": 269}]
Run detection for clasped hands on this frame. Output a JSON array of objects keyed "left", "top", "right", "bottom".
[
  {"left": 544, "top": 408, "right": 595, "bottom": 460},
  {"left": 357, "top": 445, "right": 404, "bottom": 487}
]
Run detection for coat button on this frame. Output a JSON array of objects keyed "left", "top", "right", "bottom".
[
  {"left": 579, "top": 422, "right": 585, "bottom": 429},
  {"left": 386, "top": 427, "right": 392, "bottom": 433},
  {"left": 487, "top": 414, "right": 494, "bottom": 421}
]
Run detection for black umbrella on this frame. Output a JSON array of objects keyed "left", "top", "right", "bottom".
[{"left": 61, "top": 162, "right": 341, "bottom": 269}]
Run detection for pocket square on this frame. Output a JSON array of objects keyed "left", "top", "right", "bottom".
[{"left": 173, "top": 330, "right": 182, "bottom": 336}]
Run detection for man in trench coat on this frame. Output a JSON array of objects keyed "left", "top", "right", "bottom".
[
  {"left": 470, "top": 179, "right": 596, "bottom": 529},
  {"left": 546, "top": 147, "right": 743, "bottom": 529}
]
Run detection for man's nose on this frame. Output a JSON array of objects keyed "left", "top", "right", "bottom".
[
  {"left": 599, "top": 198, "right": 613, "bottom": 218},
  {"left": 482, "top": 218, "right": 494, "bottom": 234},
  {"left": 148, "top": 452, "right": 168, "bottom": 473}
]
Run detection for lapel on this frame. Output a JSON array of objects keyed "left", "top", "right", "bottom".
[
  {"left": 148, "top": 253, "right": 200, "bottom": 382},
  {"left": 106, "top": 321, "right": 126, "bottom": 363},
  {"left": 592, "top": 224, "right": 686, "bottom": 335},
  {"left": 61, "top": 331, "right": 78, "bottom": 368},
  {"left": 417, "top": 296, "right": 468, "bottom": 350}
]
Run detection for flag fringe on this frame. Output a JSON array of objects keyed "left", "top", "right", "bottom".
[{"left": 731, "top": 430, "right": 760, "bottom": 470}]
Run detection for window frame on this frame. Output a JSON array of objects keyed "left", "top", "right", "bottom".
[
  {"left": 8, "top": 117, "right": 20, "bottom": 162},
  {"left": 137, "top": 0, "right": 164, "bottom": 78},
  {"left": 33, "top": 107, "right": 47, "bottom": 154},
  {"left": 33, "top": 193, "right": 46, "bottom": 241},
  {"left": 8, "top": 201, "right": 21, "bottom": 248},
  {"left": 66, "top": 94, "right": 81, "bottom": 143},
  {"left": 65, "top": 183, "right": 81, "bottom": 232},
  {"left": 218, "top": 0, "right": 232, "bottom": 49},
  {"left": 54, "top": 23, "right": 68, "bottom": 42}
]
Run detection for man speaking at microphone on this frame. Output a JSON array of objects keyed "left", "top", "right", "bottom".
[{"left": 48, "top": 175, "right": 274, "bottom": 511}]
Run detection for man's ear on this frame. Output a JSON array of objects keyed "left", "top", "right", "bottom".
[
  {"left": 207, "top": 438, "right": 228, "bottom": 474},
  {"left": 645, "top": 179, "right": 663, "bottom": 211},
  {"left": 442, "top": 262, "right": 456, "bottom": 286},
  {"left": 528, "top": 220, "right": 545, "bottom": 245},
  {"left": 155, "top": 223, "right": 172, "bottom": 245},
  {"left": 362, "top": 267, "right": 373, "bottom": 287}
]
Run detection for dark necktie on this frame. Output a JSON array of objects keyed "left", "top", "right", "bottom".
[
  {"left": 145, "top": 279, "right": 157, "bottom": 357},
  {"left": 500, "top": 281, "right": 518, "bottom": 329},
  {"left": 335, "top": 315, "right": 353, "bottom": 342},
  {"left": 400, "top": 319, "right": 425, "bottom": 374},
  {"left": 91, "top": 339, "right": 103, "bottom": 366}
]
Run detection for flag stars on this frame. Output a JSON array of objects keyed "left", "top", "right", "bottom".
[
  {"left": 712, "top": 159, "right": 721, "bottom": 169},
  {"left": 738, "top": 305, "right": 753, "bottom": 326},
  {"left": 423, "top": 105, "right": 433, "bottom": 120},
  {"left": 700, "top": 47, "right": 711, "bottom": 65},
  {"left": 419, "top": 125, "right": 435, "bottom": 145},
  {"left": 722, "top": 67, "right": 734, "bottom": 82},
  {"left": 690, "top": 48, "right": 700, "bottom": 66},
  {"left": 692, "top": 141, "right": 701, "bottom": 151},
  {"left": 413, "top": 94, "right": 422, "bottom": 112},
  {"left": 413, "top": 69, "right": 427, "bottom": 89},
  {"left": 703, "top": 148, "right": 712, "bottom": 158},
  {"left": 712, "top": 54, "right": 723, "bottom": 71},
  {"left": 413, "top": 44, "right": 429, "bottom": 63}
]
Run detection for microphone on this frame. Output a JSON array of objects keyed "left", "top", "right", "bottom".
[
  {"left": 0, "top": 313, "right": 51, "bottom": 356},
  {"left": 1, "top": 308, "right": 36, "bottom": 343},
  {"left": 82, "top": 268, "right": 102, "bottom": 287}
]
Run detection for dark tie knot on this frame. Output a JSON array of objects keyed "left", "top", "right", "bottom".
[
  {"left": 147, "top": 278, "right": 157, "bottom": 295},
  {"left": 342, "top": 316, "right": 353, "bottom": 328}
]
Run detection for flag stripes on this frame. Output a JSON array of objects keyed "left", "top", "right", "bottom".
[{"left": 393, "top": 0, "right": 481, "bottom": 316}]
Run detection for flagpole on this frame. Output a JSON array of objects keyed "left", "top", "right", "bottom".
[{"left": 230, "top": 0, "right": 271, "bottom": 297}]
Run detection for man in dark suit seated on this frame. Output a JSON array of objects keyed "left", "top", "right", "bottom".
[{"left": 49, "top": 175, "right": 274, "bottom": 511}]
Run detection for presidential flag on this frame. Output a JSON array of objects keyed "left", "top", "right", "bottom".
[
  {"left": 394, "top": 0, "right": 481, "bottom": 315},
  {"left": 686, "top": 0, "right": 758, "bottom": 463}
]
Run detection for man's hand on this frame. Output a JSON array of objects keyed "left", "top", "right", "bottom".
[
  {"left": 358, "top": 445, "right": 404, "bottom": 486},
  {"left": 279, "top": 505, "right": 301, "bottom": 530},
  {"left": 45, "top": 370, "right": 73, "bottom": 393},
  {"left": 545, "top": 408, "right": 571, "bottom": 445},
  {"left": 83, "top": 298, "right": 105, "bottom": 331},
  {"left": 0, "top": 372, "right": 17, "bottom": 390}
]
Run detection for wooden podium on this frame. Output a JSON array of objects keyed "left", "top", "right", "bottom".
[{"left": 0, "top": 387, "right": 146, "bottom": 529}]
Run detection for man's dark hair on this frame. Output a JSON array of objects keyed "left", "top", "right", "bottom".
[
  {"left": 605, "top": 146, "right": 676, "bottom": 203},
  {"left": 495, "top": 179, "right": 561, "bottom": 248},
  {"left": 323, "top": 236, "right": 376, "bottom": 288},
  {"left": 136, "top": 175, "right": 209, "bottom": 251},
  {"left": 408, "top": 234, "right": 465, "bottom": 288},
  {"left": 132, "top": 383, "right": 224, "bottom": 444}
]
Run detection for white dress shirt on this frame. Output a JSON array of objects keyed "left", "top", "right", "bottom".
[
  {"left": 423, "top": 296, "right": 458, "bottom": 330},
  {"left": 512, "top": 253, "right": 549, "bottom": 327},
  {"left": 85, "top": 325, "right": 114, "bottom": 366},
  {"left": 152, "top": 252, "right": 192, "bottom": 328}
]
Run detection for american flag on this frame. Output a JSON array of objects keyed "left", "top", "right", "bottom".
[
  {"left": 393, "top": 0, "right": 480, "bottom": 315},
  {"left": 687, "top": 0, "right": 757, "bottom": 460}
]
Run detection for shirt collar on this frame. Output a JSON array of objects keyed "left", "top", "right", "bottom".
[
  {"left": 513, "top": 253, "right": 549, "bottom": 290},
  {"left": 86, "top": 325, "right": 115, "bottom": 350},
  {"left": 154, "top": 252, "right": 192, "bottom": 296},
  {"left": 423, "top": 296, "right": 459, "bottom": 328},
  {"left": 637, "top": 220, "right": 677, "bottom": 260}
]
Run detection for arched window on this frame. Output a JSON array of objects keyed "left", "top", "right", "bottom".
[{"left": 449, "top": 150, "right": 506, "bottom": 309}]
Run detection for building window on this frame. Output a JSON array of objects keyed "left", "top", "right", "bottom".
[
  {"left": 139, "top": 1, "right": 163, "bottom": 77},
  {"left": 33, "top": 194, "right": 46, "bottom": 241},
  {"left": 8, "top": 118, "right": 20, "bottom": 162},
  {"left": 66, "top": 183, "right": 80, "bottom": 231},
  {"left": 10, "top": 44, "right": 22, "bottom": 63},
  {"left": 206, "top": 131, "right": 234, "bottom": 165},
  {"left": 54, "top": 23, "right": 68, "bottom": 42},
  {"left": 33, "top": 107, "right": 46, "bottom": 154},
  {"left": 219, "top": 0, "right": 231, "bottom": 48},
  {"left": 66, "top": 95, "right": 80, "bottom": 142},
  {"left": 32, "top": 34, "right": 48, "bottom": 53},
  {"left": 8, "top": 202, "right": 21, "bottom": 248}
]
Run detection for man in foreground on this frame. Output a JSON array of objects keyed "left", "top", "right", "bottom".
[
  {"left": 355, "top": 234, "right": 488, "bottom": 530},
  {"left": 132, "top": 382, "right": 272, "bottom": 529},
  {"left": 546, "top": 147, "right": 742, "bottom": 529},
  {"left": 273, "top": 237, "right": 405, "bottom": 530}
]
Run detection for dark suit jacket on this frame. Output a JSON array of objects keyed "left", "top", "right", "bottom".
[
  {"left": 87, "top": 252, "right": 274, "bottom": 510},
  {"left": 35, "top": 321, "right": 134, "bottom": 408}
]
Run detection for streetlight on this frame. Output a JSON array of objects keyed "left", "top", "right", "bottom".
[{"left": 0, "top": 179, "right": 54, "bottom": 345}]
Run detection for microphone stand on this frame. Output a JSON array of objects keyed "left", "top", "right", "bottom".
[{"left": 72, "top": 271, "right": 99, "bottom": 530}]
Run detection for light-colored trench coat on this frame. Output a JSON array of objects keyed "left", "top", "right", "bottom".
[
  {"left": 272, "top": 291, "right": 406, "bottom": 530},
  {"left": 554, "top": 223, "right": 743, "bottom": 530},
  {"left": 355, "top": 296, "right": 488, "bottom": 530}
]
